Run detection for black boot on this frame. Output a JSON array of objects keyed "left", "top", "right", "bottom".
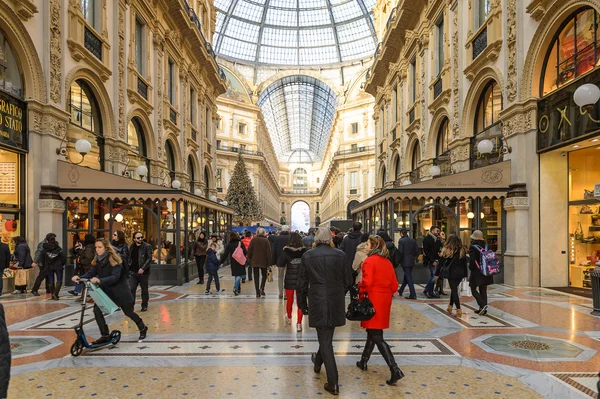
[
  {"left": 379, "top": 342, "right": 404, "bottom": 385},
  {"left": 47, "top": 285, "right": 55, "bottom": 298},
  {"left": 356, "top": 338, "right": 375, "bottom": 371},
  {"left": 51, "top": 282, "right": 62, "bottom": 300}
]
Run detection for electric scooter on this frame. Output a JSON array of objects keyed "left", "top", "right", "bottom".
[{"left": 70, "top": 278, "right": 121, "bottom": 357}]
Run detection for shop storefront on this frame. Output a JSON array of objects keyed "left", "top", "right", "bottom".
[
  {"left": 58, "top": 161, "right": 233, "bottom": 285},
  {"left": 352, "top": 162, "right": 510, "bottom": 283}
]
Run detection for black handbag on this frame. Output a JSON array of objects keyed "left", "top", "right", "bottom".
[
  {"left": 346, "top": 291, "right": 376, "bottom": 321},
  {"left": 438, "top": 253, "right": 456, "bottom": 279}
]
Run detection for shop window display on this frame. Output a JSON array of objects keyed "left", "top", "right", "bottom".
[
  {"left": 0, "top": 150, "right": 21, "bottom": 252},
  {"left": 568, "top": 146, "right": 600, "bottom": 288}
]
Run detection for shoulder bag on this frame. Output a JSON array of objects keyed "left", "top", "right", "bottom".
[
  {"left": 574, "top": 222, "right": 584, "bottom": 241},
  {"left": 346, "top": 290, "right": 376, "bottom": 321},
  {"left": 437, "top": 253, "right": 456, "bottom": 279},
  {"left": 231, "top": 242, "right": 247, "bottom": 265}
]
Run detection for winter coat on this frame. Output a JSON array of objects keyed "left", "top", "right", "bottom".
[
  {"left": 78, "top": 243, "right": 96, "bottom": 273},
  {"left": 0, "top": 304, "right": 10, "bottom": 399},
  {"left": 358, "top": 254, "right": 398, "bottom": 329},
  {"left": 278, "top": 245, "right": 307, "bottom": 290},
  {"left": 80, "top": 255, "right": 134, "bottom": 308},
  {"left": 440, "top": 251, "right": 469, "bottom": 280},
  {"left": 112, "top": 242, "right": 130, "bottom": 273},
  {"left": 247, "top": 235, "right": 271, "bottom": 269},
  {"left": 297, "top": 244, "right": 352, "bottom": 328},
  {"left": 33, "top": 240, "right": 44, "bottom": 266},
  {"left": 423, "top": 234, "right": 442, "bottom": 266},
  {"left": 129, "top": 242, "right": 153, "bottom": 275},
  {"left": 192, "top": 239, "right": 208, "bottom": 256},
  {"left": 13, "top": 242, "right": 32, "bottom": 269},
  {"left": 385, "top": 240, "right": 402, "bottom": 268},
  {"left": 351, "top": 242, "right": 369, "bottom": 282},
  {"left": 271, "top": 231, "right": 290, "bottom": 265},
  {"left": 241, "top": 237, "right": 252, "bottom": 257},
  {"left": 220, "top": 239, "right": 247, "bottom": 277},
  {"left": 205, "top": 249, "right": 220, "bottom": 272},
  {"left": 339, "top": 231, "right": 363, "bottom": 269},
  {"left": 469, "top": 240, "right": 494, "bottom": 286},
  {"left": 39, "top": 243, "right": 67, "bottom": 271},
  {"left": 397, "top": 236, "right": 419, "bottom": 268}
]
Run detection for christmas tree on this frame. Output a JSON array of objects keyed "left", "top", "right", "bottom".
[{"left": 226, "top": 153, "right": 263, "bottom": 225}]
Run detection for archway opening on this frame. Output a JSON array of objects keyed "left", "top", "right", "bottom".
[
  {"left": 347, "top": 200, "right": 360, "bottom": 219},
  {"left": 291, "top": 201, "right": 310, "bottom": 233}
]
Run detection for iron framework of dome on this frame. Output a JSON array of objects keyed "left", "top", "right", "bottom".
[
  {"left": 213, "top": 0, "right": 378, "bottom": 68},
  {"left": 258, "top": 75, "right": 338, "bottom": 163}
]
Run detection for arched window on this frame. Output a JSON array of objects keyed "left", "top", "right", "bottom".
[
  {"left": 411, "top": 141, "right": 421, "bottom": 171},
  {"left": 436, "top": 117, "right": 450, "bottom": 156},
  {"left": 0, "top": 30, "right": 23, "bottom": 98},
  {"left": 165, "top": 140, "right": 176, "bottom": 183},
  {"left": 293, "top": 168, "right": 308, "bottom": 191},
  {"left": 541, "top": 7, "right": 600, "bottom": 96},
  {"left": 380, "top": 165, "right": 386, "bottom": 187},
  {"left": 204, "top": 166, "right": 211, "bottom": 199},
  {"left": 188, "top": 155, "right": 196, "bottom": 192},
  {"left": 394, "top": 155, "right": 401, "bottom": 179},
  {"left": 68, "top": 79, "right": 104, "bottom": 170},
  {"left": 127, "top": 118, "right": 149, "bottom": 181},
  {"left": 474, "top": 80, "right": 502, "bottom": 135}
]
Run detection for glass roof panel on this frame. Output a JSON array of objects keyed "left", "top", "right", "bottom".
[
  {"left": 258, "top": 76, "right": 338, "bottom": 163},
  {"left": 214, "top": 0, "right": 377, "bottom": 67}
]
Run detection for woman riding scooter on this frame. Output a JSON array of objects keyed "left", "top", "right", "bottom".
[{"left": 72, "top": 238, "right": 148, "bottom": 344}]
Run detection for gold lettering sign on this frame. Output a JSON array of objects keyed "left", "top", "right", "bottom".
[{"left": 0, "top": 91, "right": 26, "bottom": 149}]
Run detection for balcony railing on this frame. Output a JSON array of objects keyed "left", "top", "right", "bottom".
[
  {"left": 409, "top": 107, "right": 415, "bottom": 124},
  {"left": 334, "top": 145, "right": 375, "bottom": 156},
  {"left": 471, "top": 122, "right": 503, "bottom": 169},
  {"left": 169, "top": 107, "right": 177, "bottom": 125},
  {"left": 473, "top": 26, "right": 488, "bottom": 59},
  {"left": 409, "top": 169, "right": 421, "bottom": 184},
  {"left": 349, "top": 189, "right": 358, "bottom": 195},
  {"left": 433, "top": 77, "right": 443, "bottom": 99},
  {"left": 281, "top": 189, "right": 320, "bottom": 194},
  {"left": 386, "top": 6, "right": 398, "bottom": 30},
  {"left": 191, "top": 127, "right": 197, "bottom": 142},
  {"left": 137, "top": 76, "right": 148, "bottom": 100},
  {"left": 84, "top": 26, "right": 102, "bottom": 60},
  {"left": 217, "top": 144, "right": 263, "bottom": 157},
  {"left": 433, "top": 153, "right": 452, "bottom": 177}
]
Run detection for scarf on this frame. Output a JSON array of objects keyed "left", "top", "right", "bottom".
[{"left": 96, "top": 252, "right": 109, "bottom": 263}]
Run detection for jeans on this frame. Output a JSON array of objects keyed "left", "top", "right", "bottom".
[
  {"left": 47, "top": 269, "right": 63, "bottom": 285},
  {"left": 253, "top": 267, "right": 267, "bottom": 294},
  {"left": 424, "top": 263, "right": 436, "bottom": 295},
  {"left": 285, "top": 289, "right": 303, "bottom": 323},
  {"left": 398, "top": 267, "right": 416, "bottom": 297},
  {"left": 94, "top": 303, "right": 144, "bottom": 336},
  {"left": 277, "top": 266, "right": 286, "bottom": 295},
  {"left": 195, "top": 255, "right": 206, "bottom": 282},
  {"left": 74, "top": 282, "right": 84, "bottom": 294},
  {"left": 246, "top": 264, "right": 253, "bottom": 280},
  {"left": 233, "top": 275, "right": 242, "bottom": 292},
  {"left": 206, "top": 270, "right": 220, "bottom": 292},
  {"left": 470, "top": 282, "right": 488, "bottom": 308},
  {"left": 448, "top": 278, "right": 462, "bottom": 309},
  {"left": 314, "top": 327, "right": 338, "bottom": 385},
  {"left": 32, "top": 266, "right": 48, "bottom": 292},
  {"left": 129, "top": 274, "right": 149, "bottom": 308}
]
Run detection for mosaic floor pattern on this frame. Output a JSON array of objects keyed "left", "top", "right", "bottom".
[{"left": 4, "top": 277, "right": 600, "bottom": 398}]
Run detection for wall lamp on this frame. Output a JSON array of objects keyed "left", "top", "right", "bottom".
[
  {"left": 574, "top": 83, "right": 600, "bottom": 123},
  {"left": 477, "top": 129, "right": 512, "bottom": 161},
  {"left": 56, "top": 138, "right": 92, "bottom": 165}
]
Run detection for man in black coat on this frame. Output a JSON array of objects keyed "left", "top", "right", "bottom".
[
  {"left": 297, "top": 226, "right": 352, "bottom": 396},
  {"left": 397, "top": 228, "right": 419, "bottom": 299},
  {"left": 272, "top": 225, "right": 291, "bottom": 298},
  {"left": 422, "top": 226, "right": 442, "bottom": 298},
  {"left": 129, "top": 231, "right": 153, "bottom": 312},
  {"left": 0, "top": 304, "right": 10, "bottom": 398},
  {"left": 0, "top": 242, "right": 10, "bottom": 296},
  {"left": 339, "top": 222, "right": 363, "bottom": 271}
]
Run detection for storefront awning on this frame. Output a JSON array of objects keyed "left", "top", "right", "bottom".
[
  {"left": 56, "top": 161, "right": 233, "bottom": 215},
  {"left": 352, "top": 161, "right": 511, "bottom": 214}
]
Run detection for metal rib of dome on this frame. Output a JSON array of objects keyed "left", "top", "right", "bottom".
[
  {"left": 258, "top": 75, "right": 338, "bottom": 163},
  {"left": 213, "top": 0, "right": 377, "bottom": 67}
]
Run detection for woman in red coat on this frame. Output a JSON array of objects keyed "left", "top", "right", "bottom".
[{"left": 356, "top": 235, "right": 404, "bottom": 385}]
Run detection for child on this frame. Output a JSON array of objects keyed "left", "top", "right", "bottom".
[{"left": 205, "top": 243, "right": 224, "bottom": 295}]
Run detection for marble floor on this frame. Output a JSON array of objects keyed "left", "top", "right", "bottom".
[{"left": 3, "top": 269, "right": 600, "bottom": 398}]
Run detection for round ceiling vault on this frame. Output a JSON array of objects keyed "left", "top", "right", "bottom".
[{"left": 213, "top": 0, "right": 378, "bottom": 68}]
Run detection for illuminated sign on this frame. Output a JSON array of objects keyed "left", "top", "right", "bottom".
[{"left": 0, "top": 90, "right": 26, "bottom": 150}]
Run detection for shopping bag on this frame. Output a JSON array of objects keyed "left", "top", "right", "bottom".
[
  {"left": 14, "top": 268, "right": 28, "bottom": 286},
  {"left": 87, "top": 283, "right": 119, "bottom": 314},
  {"left": 459, "top": 278, "right": 472, "bottom": 297}
]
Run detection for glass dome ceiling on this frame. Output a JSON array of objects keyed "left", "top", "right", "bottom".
[
  {"left": 213, "top": 0, "right": 378, "bottom": 67},
  {"left": 258, "top": 75, "right": 338, "bottom": 163}
]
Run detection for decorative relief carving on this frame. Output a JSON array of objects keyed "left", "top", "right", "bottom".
[
  {"left": 42, "top": 114, "right": 67, "bottom": 138},
  {"left": 118, "top": 4, "right": 125, "bottom": 140},
  {"left": 450, "top": 145, "right": 470, "bottom": 163},
  {"left": 452, "top": 6, "right": 459, "bottom": 139},
  {"left": 38, "top": 199, "right": 66, "bottom": 212},
  {"left": 506, "top": 0, "right": 517, "bottom": 103},
  {"left": 50, "top": 0, "right": 62, "bottom": 104},
  {"left": 156, "top": 37, "right": 164, "bottom": 160},
  {"left": 504, "top": 196, "right": 529, "bottom": 210}
]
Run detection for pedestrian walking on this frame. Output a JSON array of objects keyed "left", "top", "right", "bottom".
[
  {"left": 192, "top": 232, "right": 208, "bottom": 284},
  {"left": 271, "top": 225, "right": 291, "bottom": 298},
  {"left": 0, "top": 303, "right": 10, "bottom": 399},
  {"left": 351, "top": 233, "right": 370, "bottom": 283},
  {"left": 469, "top": 230, "right": 493, "bottom": 315},
  {"left": 356, "top": 235, "right": 404, "bottom": 385},
  {"left": 220, "top": 232, "right": 247, "bottom": 295},
  {"left": 129, "top": 231, "right": 152, "bottom": 312},
  {"left": 340, "top": 222, "right": 363, "bottom": 273},
  {"left": 69, "top": 234, "right": 95, "bottom": 300},
  {"left": 397, "top": 229, "right": 419, "bottom": 300},
  {"left": 33, "top": 234, "right": 66, "bottom": 300},
  {"left": 297, "top": 226, "right": 352, "bottom": 396},
  {"left": 112, "top": 230, "right": 130, "bottom": 272},
  {"left": 247, "top": 228, "right": 271, "bottom": 297},
  {"left": 439, "top": 235, "right": 468, "bottom": 317},
  {"left": 422, "top": 226, "right": 442, "bottom": 298},
  {"left": 277, "top": 232, "right": 307, "bottom": 332},
  {"left": 241, "top": 231, "right": 253, "bottom": 282},
  {"left": 205, "top": 243, "right": 224, "bottom": 294},
  {"left": 11, "top": 237, "right": 31, "bottom": 295},
  {"left": 72, "top": 238, "right": 147, "bottom": 344}
]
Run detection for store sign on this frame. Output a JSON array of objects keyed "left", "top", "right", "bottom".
[
  {"left": 537, "top": 68, "right": 600, "bottom": 153},
  {"left": 0, "top": 90, "right": 26, "bottom": 150}
]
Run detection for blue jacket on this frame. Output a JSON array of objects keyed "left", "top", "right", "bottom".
[{"left": 205, "top": 249, "right": 220, "bottom": 272}]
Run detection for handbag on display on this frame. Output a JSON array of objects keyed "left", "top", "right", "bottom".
[
  {"left": 584, "top": 189, "right": 595, "bottom": 200},
  {"left": 592, "top": 208, "right": 600, "bottom": 226},
  {"left": 581, "top": 205, "right": 594, "bottom": 214},
  {"left": 574, "top": 222, "right": 584, "bottom": 241},
  {"left": 87, "top": 283, "right": 119, "bottom": 314},
  {"left": 346, "top": 290, "right": 376, "bottom": 321}
]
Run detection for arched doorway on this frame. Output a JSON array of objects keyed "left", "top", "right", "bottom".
[
  {"left": 410, "top": 201, "right": 460, "bottom": 238},
  {"left": 291, "top": 201, "right": 310, "bottom": 232},
  {"left": 347, "top": 200, "right": 360, "bottom": 219}
]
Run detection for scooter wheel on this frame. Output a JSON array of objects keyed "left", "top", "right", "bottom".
[
  {"left": 70, "top": 339, "right": 84, "bottom": 357},
  {"left": 110, "top": 330, "right": 121, "bottom": 345}
]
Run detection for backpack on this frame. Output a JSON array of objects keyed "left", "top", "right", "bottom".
[{"left": 472, "top": 245, "right": 500, "bottom": 276}]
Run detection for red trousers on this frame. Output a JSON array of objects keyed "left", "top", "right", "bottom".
[{"left": 285, "top": 289, "right": 303, "bottom": 323}]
